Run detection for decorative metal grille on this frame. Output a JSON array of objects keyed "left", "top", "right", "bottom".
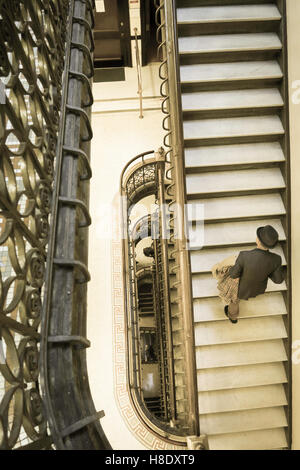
[
  {"left": 0, "top": 0, "right": 69, "bottom": 450},
  {"left": 0, "top": 0, "right": 110, "bottom": 451},
  {"left": 120, "top": 151, "right": 185, "bottom": 444},
  {"left": 126, "top": 163, "right": 156, "bottom": 204},
  {"left": 154, "top": 0, "right": 200, "bottom": 436}
]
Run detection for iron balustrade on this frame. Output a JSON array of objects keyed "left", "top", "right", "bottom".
[
  {"left": 0, "top": 0, "right": 110, "bottom": 450},
  {"left": 154, "top": 0, "right": 199, "bottom": 435},
  {"left": 40, "top": 0, "right": 111, "bottom": 450},
  {"left": 120, "top": 150, "right": 185, "bottom": 444},
  {"left": 154, "top": 151, "right": 176, "bottom": 424},
  {"left": 0, "top": 0, "right": 69, "bottom": 450}
]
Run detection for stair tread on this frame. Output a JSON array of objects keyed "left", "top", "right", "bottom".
[
  {"left": 177, "top": 5, "right": 281, "bottom": 23},
  {"left": 184, "top": 142, "right": 285, "bottom": 168},
  {"left": 192, "top": 272, "right": 286, "bottom": 299},
  {"left": 207, "top": 428, "right": 287, "bottom": 450},
  {"left": 189, "top": 218, "right": 286, "bottom": 249},
  {"left": 193, "top": 292, "right": 287, "bottom": 322},
  {"left": 197, "top": 362, "right": 287, "bottom": 392},
  {"left": 180, "top": 60, "right": 283, "bottom": 84},
  {"left": 191, "top": 243, "right": 286, "bottom": 273},
  {"left": 194, "top": 316, "right": 287, "bottom": 346},
  {"left": 183, "top": 115, "right": 284, "bottom": 141},
  {"left": 200, "top": 406, "right": 288, "bottom": 435},
  {"left": 199, "top": 384, "right": 287, "bottom": 414},
  {"left": 186, "top": 168, "right": 285, "bottom": 196},
  {"left": 196, "top": 339, "right": 287, "bottom": 369},
  {"left": 178, "top": 33, "right": 282, "bottom": 54},
  {"left": 182, "top": 88, "right": 283, "bottom": 111},
  {"left": 177, "top": 0, "right": 282, "bottom": 5}
]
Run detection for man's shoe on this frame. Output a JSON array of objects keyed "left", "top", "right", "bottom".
[{"left": 224, "top": 305, "right": 238, "bottom": 324}]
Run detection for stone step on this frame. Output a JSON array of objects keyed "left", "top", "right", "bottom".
[
  {"left": 182, "top": 88, "right": 283, "bottom": 117},
  {"left": 196, "top": 339, "right": 287, "bottom": 370},
  {"left": 189, "top": 218, "right": 286, "bottom": 250},
  {"left": 177, "top": 0, "right": 278, "bottom": 6},
  {"left": 198, "top": 383, "right": 287, "bottom": 414},
  {"left": 194, "top": 316, "right": 287, "bottom": 346},
  {"left": 180, "top": 61, "right": 283, "bottom": 87},
  {"left": 207, "top": 427, "right": 287, "bottom": 450},
  {"left": 177, "top": 5, "right": 281, "bottom": 24},
  {"left": 190, "top": 244, "right": 286, "bottom": 274},
  {"left": 183, "top": 115, "right": 284, "bottom": 146},
  {"left": 197, "top": 362, "right": 287, "bottom": 392},
  {"left": 193, "top": 292, "right": 287, "bottom": 322},
  {"left": 178, "top": 32, "right": 282, "bottom": 54},
  {"left": 186, "top": 168, "right": 285, "bottom": 199},
  {"left": 184, "top": 142, "right": 285, "bottom": 171},
  {"left": 192, "top": 272, "right": 286, "bottom": 299},
  {"left": 200, "top": 406, "right": 287, "bottom": 435}
]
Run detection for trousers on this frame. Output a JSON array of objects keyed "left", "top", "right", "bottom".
[{"left": 228, "top": 301, "right": 240, "bottom": 320}]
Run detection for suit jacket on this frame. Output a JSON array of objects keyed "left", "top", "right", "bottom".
[{"left": 229, "top": 248, "right": 284, "bottom": 300}]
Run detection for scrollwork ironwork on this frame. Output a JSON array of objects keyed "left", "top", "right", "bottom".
[
  {"left": 126, "top": 163, "right": 156, "bottom": 203},
  {"left": 0, "top": 0, "right": 69, "bottom": 450}
]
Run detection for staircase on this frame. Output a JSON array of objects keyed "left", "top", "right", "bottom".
[
  {"left": 174, "top": 0, "right": 290, "bottom": 450},
  {"left": 139, "top": 292, "right": 155, "bottom": 315}
]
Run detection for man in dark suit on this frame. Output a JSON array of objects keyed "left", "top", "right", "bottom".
[{"left": 225, "top": 225, "right": 285, "bottom": 324}]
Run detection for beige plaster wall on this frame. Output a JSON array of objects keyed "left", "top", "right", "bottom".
[{"left": 86, "top": 65, "right": 165, "bottom": 450}]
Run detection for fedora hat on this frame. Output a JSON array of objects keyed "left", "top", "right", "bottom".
[{"left": 257, "top": 225, "right": 279, "bottom": 249}]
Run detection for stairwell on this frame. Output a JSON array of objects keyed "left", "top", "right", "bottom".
[{"left": 173, "top": 0, "right": 291, "bottom": 450}]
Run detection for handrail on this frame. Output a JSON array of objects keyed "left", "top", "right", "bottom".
[
  {"left": 135, "top": 265, "right": 154, "bottom": 279},
  {"left": 0, "top": 0, "right": 71, "bottom": 450},
  {"left": 40, "top": 0, "right": 111, "bottom": 450},
  {"left": 120, "top": 150, "right": 155, "bottom": 203},
  {"left": 155, "top": 149, "right": 176, "bottom": 423},
  {"left": 134, "top": 27, "right": 143, "bottom": 119},
  {"left": 120, "top": 150, "right": 157, "bottom": 419},
  {"left": 120, "top": 151, "right": 187, "bottom": 445},
  {"left": 131, "top": 213, "right": 156, "bottom": 244},
  {"left": 155, "top": 0, "right": 200, "bottom": 435}
]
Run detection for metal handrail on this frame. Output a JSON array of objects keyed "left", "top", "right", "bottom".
[
  {"left": 134, "top": 27, "right": 143, "bottom": 119},
  {"left": 120, "top": 150, "right": 155, "bottom": 198},
  {"left": 40, "top": 0, "right": 111, "bottom": 450},
  {"left": 131, "top": 213, "right": 156, "bottom": 244},
  {"left": 0, "top": 0, "right": 110, "bottom": 450},
  {"left": 155, "top": 150, "right": 176, "bottom": 423},
  {"left": 155, "top": 0, "right": 200, "bottom": 436}
]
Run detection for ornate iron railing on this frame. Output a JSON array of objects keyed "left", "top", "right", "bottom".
[
  {"left": 40, "top": 0, "right": 111, "bottom": 450},
  {"left": 121, "top": 151, "right": 156, "bottom": 406},
  {"left": 153, "top": 151, "right": 176, "bottom": 424},
  {"left": 0, "top": 0, "right": 110, "bottom": 450},
  {"left": 154, "top": 0, "right": 199, "bottom": 435},
  {"left": 122, "top": 151, "right": 157, "bottom": 207},
  {"left": 120, "top": 150, "right": 185, "bottom": 444},
  {"left": 0, "top": 0, "right": 70, "bottom": 450}
]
